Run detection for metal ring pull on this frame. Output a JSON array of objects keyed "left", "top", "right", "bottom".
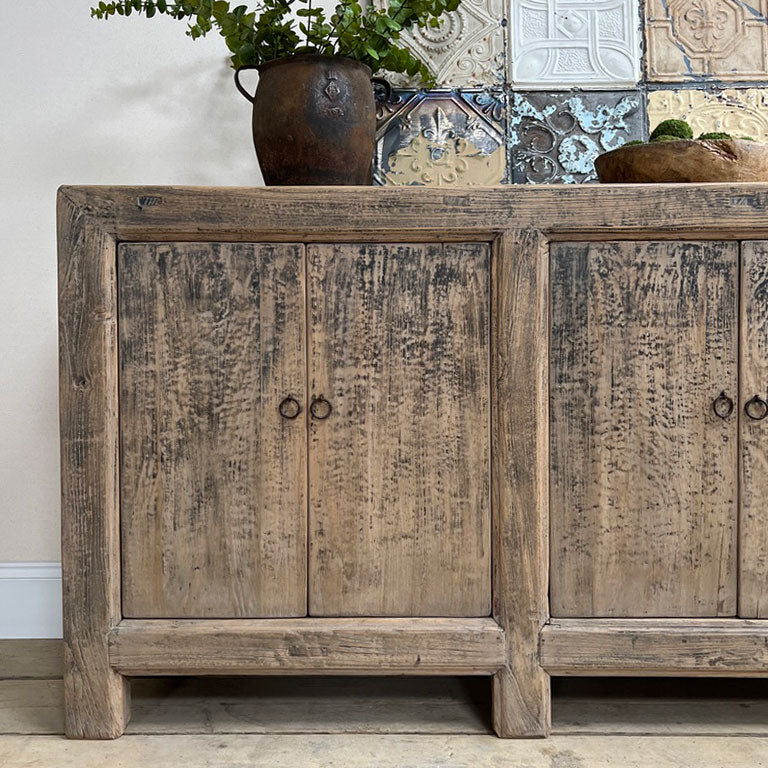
[
  {"left": 278, "top": 396, "right": 301, "bottom": 420},
  {"left": 712, "top": 391, "right": 734, "bottom": 420},
  {"left": 310, "top": 395, "right": 333, "bottom": 420},
  {"left": 745, "top": 394, "right": 768, "bottom": 421}
]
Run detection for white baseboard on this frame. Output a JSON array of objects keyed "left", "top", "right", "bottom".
[{"left": 0, "top": 563, "right": 62, "bottom": 639}]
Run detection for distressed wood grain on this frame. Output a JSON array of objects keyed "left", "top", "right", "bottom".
[
  {"left": 58, "top": 194, "right": 129, "bottom": 738},
  {"left": 60, "top": 185, "right": 768, "bottom": 242},
  {"left": 118, "top": 243, "right": 306, "bottom": 618},
  {"left": 740, "top": 241, "right": 768, "bottom": 618},
  {"left": 108, "top": 619, "right": 505, "bottom": 676},
  {"left": 550, "top": 241, "right": 738, "bottom": 617},
  {"left": 307, "top": 243, "right": 491, "bottom": 616},
  {"left": 541, "top": 619, "right": 768, "bottom": 676},
  {"left": 491, "top": 230, "right": 551, "bottom": 738}
]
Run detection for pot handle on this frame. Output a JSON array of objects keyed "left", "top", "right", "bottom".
[
  {"left": 234, "top": 65, "right": 259, "bottom": 103},
  {"left": 371, "top": 76, "right": 392, "bottom": 101}
]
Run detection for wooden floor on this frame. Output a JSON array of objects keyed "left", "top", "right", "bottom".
[{"left": 2, "top": 641, "right": 768, "bottom": 766}]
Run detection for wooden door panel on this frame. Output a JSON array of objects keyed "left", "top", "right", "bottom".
[
  {"left": 308, "top": 243, "right": 491, "bottom": 616},
  {"left": 118, "top": 243, "right": 306, "bottom": 618},
  {"left": 740, "top": 241, "right": 768, "bottom": 617},
  {"left": 550, "top": 241, "right": 738, "bottom": 617}
]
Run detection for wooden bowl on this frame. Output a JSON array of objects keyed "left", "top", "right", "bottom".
[{"left": 595, "top": 139, "right": 768, "bottom": 183}]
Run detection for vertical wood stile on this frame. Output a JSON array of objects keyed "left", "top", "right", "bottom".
[
  {"left": 57, "top": 191, "right": 129, "bottom": 738},
  {"left": 491, "top": 229, "right": 551, "bottom": 738}
]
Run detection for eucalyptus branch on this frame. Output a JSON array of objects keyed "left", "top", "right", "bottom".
[{"left": 91, "top": 0, "right": 459, "bottom": 83}]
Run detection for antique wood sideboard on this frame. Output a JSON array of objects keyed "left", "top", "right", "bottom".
[{"left": 58, "top": 184, "right": 768, "bottom": 739}]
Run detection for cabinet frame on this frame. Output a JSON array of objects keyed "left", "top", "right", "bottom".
[{"left": 59, "top": 184, "right": 768, "bottom": 740}]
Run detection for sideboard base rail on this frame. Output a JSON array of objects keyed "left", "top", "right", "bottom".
[{"left": 541, "top": 619, "right": 768, "bottom": 677}]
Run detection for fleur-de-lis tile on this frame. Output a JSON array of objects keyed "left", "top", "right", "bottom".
[
  {"left": 372, "top": 0, "right": 506, "bottom": 88},
  {"left": 374, "top": 91, "right": 507, "bottom": 186},
  {"left": 510, "top": 0, "right": 642, "bottom": 88},
  {"left": 645, "top": 0, "right": 768, "bottom": 82},
  {"left": 508, "top": 90, "right": 645, "bottom": 183}
]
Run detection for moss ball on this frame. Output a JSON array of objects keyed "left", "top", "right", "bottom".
[
  {"left": 622, "top": 139, "right": 644, "bottom": 147},
  {"left": 739, "top": 135, "right": 756, "bottom": 141},
  {"left": 650, "top": 119, "right": 693, "bottom": 141},
  {"left": 650, "top": 135, "right": 681, "bottom": 143},
  {"left": 698, "top": 132, "right": 732, "bottom": 140}
]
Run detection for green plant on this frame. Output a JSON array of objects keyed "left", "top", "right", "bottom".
[
  {"left": 650, "top": 134, "right": 682, "bottom": 142},
  {"left": 622, "top": 139, "right": 644, "bottom": 147},
  {"left": 650, "top": 119, "right": 693, "bottom": 141},
  {"left": 91, "top": 0, "right": 460, "bottom": 85},
  {"left": 698, "top": 131, "right": 732, "bottom": 140}
]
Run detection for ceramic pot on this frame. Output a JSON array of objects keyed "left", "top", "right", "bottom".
[{"left": 235, "top": 54, "right": 388, "bottom": 185}]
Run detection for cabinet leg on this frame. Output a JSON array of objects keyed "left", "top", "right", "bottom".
[
  {"left": 492, "top": 664, "right": 550, "bottom": 738},
  {"left": 64, "top": 645, "right": 130, "bottom": 739}
]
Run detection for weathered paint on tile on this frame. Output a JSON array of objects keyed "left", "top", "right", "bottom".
[
  {"left": 645, "top": 0, "right": 768, "bottom": 82},
  {"left": 510, "top": 0, "right": 641, "bottom": 89},
  {"left": 374, "top": 91, "right": 507, "bottom": 186},
  {"left": 508, "top": 91, "right": 645, "bottom": 183},
  {"left": 373, "top": 0, "right": 505, "bottom": 88},
  {"left": 648, "top": 88, "right": 768, "bottom": 141}
]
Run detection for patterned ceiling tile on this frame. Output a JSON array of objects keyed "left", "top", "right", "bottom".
[
  {"left": 373, "top": 0, "right": 505, "bottom": 88},
  {"left": 374, "top": 91, "right": 507, "bottom": 186},
  {"left": 509, "top": 90, "right": 645, "bottom": 183},
  {"left": 510, "top": 0, "right": 641, "bottom": 89},
  {"left": 645, "top": 0, "right": 768, "bottom": 82},
  {"left": 648, "top": 88, "right": 768, "bottom": 141}
]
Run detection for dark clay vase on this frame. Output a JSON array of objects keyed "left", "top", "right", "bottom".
[{"left": 235, "top": 54, "right": 388, "bottom": 185}]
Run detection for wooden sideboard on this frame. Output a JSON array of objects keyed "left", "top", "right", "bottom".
[{"left": 58, "top": 184, "right": 768, "bottom": 740}]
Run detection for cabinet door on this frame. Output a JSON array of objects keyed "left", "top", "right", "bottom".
[
  {"left": 740, "top": 241, "right": 768, "bottom": 617},
  {"left": 550, "top": 241, "right": 738, "bottom": 617},
  {"left": 308, "top": 243, "right": 491, "bottom": 616},
  {"left": 118, "top": 243, "right": 306, "bottom": 618}
]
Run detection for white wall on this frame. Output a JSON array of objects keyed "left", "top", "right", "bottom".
[{"left": 0, "top": 1, "right": 261, "bottom": 572}]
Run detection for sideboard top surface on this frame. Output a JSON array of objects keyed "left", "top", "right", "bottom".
[{"left": 57, "top": 184, "right": 768, "bottom": 242}]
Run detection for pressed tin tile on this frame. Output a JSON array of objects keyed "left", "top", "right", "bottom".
[
  {"left": 508, "top": 90, "right": 645, "bottom": 183},
  {"left": 648, "top": 88, "right": 768, "bottom": 142},
  {"left": 509, "top": 0, "right": 641, "bottom": 89},
  {"left": 373, "top": 0, "right": 505, "bottom": 88},
  {"left": 645, "top": 0, "right": 768, "bottom": 82},
  {"left": 374, "top": 90, "right": 507, "bottom": 186}
]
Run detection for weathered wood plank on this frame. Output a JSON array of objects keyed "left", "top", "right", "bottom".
[
  {"left": 550, "top": 241, "right": 739, "bottom": 617},
  {"left": 491, "top": 230, "right": 551, "bottom": 738},
  {"left": 108, "top": 619, "right": 505, "bottom": 676},
  {"left": 60, "top": 185, "right": 768, "bottom": 241},
  {"left": 740, "top": 241, "right": 768, "bottom": 618},
  {"left": 118, "top": 243, "right": 307, "bottom": 618},
  {"left": 58, "top": 191, "right": 129, "bottom": 738},
  {"left": 541, "top": 619, "right": 768, "bottom": 676},
  {"left": 307, "top": 243, "right": 491, "bottom": 616}
]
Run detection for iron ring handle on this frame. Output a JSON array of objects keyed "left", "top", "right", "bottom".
[
  {"left": 310, "top": 395, "right": 333, "bottom": 421},
  {"left": 712, "top": 391, "right": 734, "bottom": 420},
  {"left": 234, "top": 65, "right": 259, "bottom": 103},
  {"left": 278, "top": 396, "right": 301, "bottom": 420},
  {"left": 745, "top": 394, "right": 768, "bottom": 421}
]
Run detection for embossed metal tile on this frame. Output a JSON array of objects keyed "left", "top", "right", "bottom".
[
  {"left": 374, "top": 91, "right": 507, "bottom": 186},
  {"left": 645, "top": 0, "right": 768, "bottom": 82},
  {"left": 648, "top": 88, "right": 768, "bottom": 142},
  {"left": 508, "top": 90, "right": 645, "bottom": 183},
  {"left": 373, "top": 0, "right": 505, "bottom": 88},
  {"left": 510, "top": 0, "right": 641, "bottom": 88}
]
